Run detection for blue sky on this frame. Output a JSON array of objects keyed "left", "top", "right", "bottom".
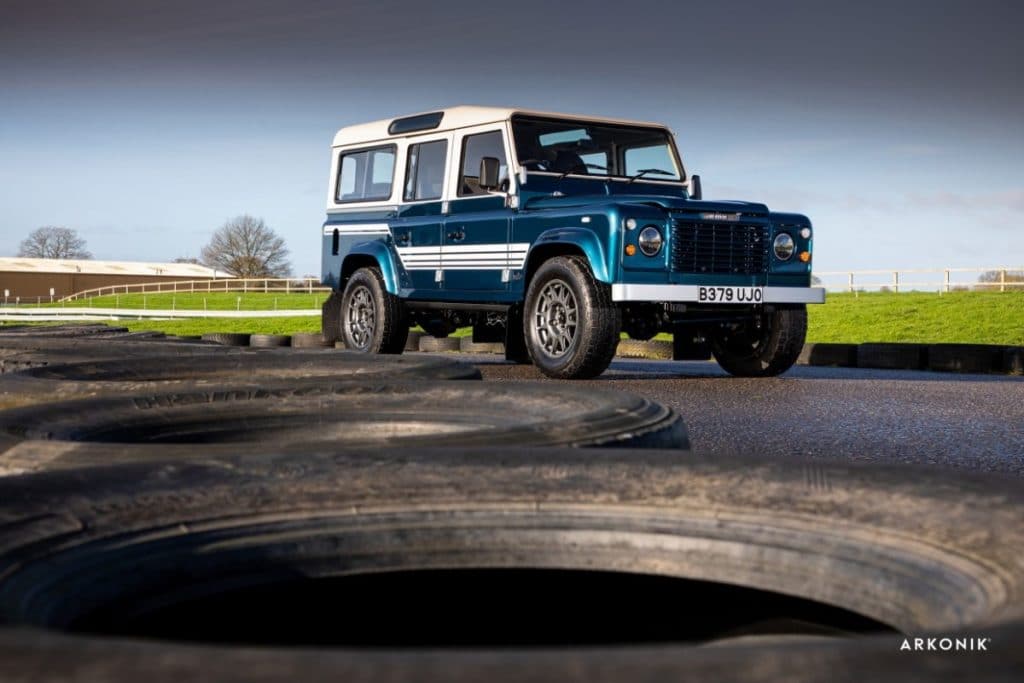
[{"left": 2, "top": 0, "right": 1021, "bottom": 278}]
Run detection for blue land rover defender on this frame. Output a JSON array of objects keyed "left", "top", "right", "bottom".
[{"left": 321, "top": 107, "right": 824, "bottom": 379}]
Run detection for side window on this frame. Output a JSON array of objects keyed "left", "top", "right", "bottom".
[
  {"left": 403, "top": 139, "right": 448, "bottom": 201},
  {"left": 458, "top": 130, "right": 507, "bottom": 197},
  {"left": 335, "top": 146, "right": 396, "bottom": 203}
]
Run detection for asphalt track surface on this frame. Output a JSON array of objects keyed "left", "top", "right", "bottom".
[{"left": 444, "top": 353, "right": 1024, "bottom": 476}]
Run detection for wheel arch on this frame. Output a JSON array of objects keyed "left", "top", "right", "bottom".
[
  {"left": 524, "top": 229, "right": 610, "bottom": 289},
  {"left": 339, "top": 242, "right": 401, "bottom": 295}
]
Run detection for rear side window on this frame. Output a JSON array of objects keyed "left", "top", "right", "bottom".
[
  {"left": 404, "top": 139, "right": 448, "bottom": 201},
  {"left": 335, "top": 146, "right": 396, "bottom": 203},
  {"left": 458, "top": 130, "right": 507, "bottom": 197}
]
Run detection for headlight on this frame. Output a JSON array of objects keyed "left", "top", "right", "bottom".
[
  {"left": 800, "top": 226, "right": 812, "bottom": 239},
  {"left": 773, "top": 233, "right": 795, "bottom": 260},
  {"left": 638, "top": 226, "right": 663, "bottom": 256}
]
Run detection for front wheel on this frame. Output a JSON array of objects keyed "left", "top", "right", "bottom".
[
  {"left": 524, "top": 256, "right": 620, "bottom": 379},
  {"left": 340, "top": 267, "right": 408, "bottom": 354},
  {"left": 710, "top": 305, "right": 807, "bottom": 377}
]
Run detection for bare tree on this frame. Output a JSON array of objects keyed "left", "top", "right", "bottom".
[
  {"left": 17, "top": 226, "right": 92, "bottom": 259},
  {"left": 200, "top": 215, "right": 291, "bottom": 277},
  {"left": 978, "top": 270, "right": 1024, "bottom": 284}
]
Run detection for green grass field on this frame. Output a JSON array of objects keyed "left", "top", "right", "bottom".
[
  {"left": 9, "top": 290, "right": 1023, "bottom": 345},
  {"left": 806, "top": 291, "right": 1023, "bottom": 345}
]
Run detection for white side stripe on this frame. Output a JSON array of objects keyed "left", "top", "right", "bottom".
[{"left": 322, "top": 223, "right": 392, "bottom": 236}]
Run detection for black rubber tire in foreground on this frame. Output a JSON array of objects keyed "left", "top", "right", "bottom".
[
  {"left": 248, "top": 334, "right": 291, "bottom": 348},
  {"left": 0, "top": 335, "right": 232, "bottom": 375},
  {"left": 711, "top": 306, "right": 807, "bottom": 377},
  {"left": 404, "top": 330, "right": 424, "bottom": 352},
  {"left": 856, "top": 343, "right": 928, "bottom": 370},
  {"left": 797, "top": 343, "right": 859, "bottom": 367},
  {"left": 524, "top": 256, "right": 620, "bottom": 379},
  {"left": 0, "top": 350, "right": 482, "bottom": 409},
  {"left": 289, "top": 333, "right": 330, "bottom": 348},
  {"left": 320, "top": 291, "right": 344, "bottom": 346},
  {"left": 0, "top": 450, "right": 1020, "bottom": 681},
  {"left": 0, "top": 382, "right": 686, "bottom": 471},
  {"left": 926, "top": 344, "right": 1002, "bottom": 374},
  {"left": 200, "top": 333, "right": 251, "bottom": 347},
  {"left": 340, "top": 268, "right": 408, "bottom": 354},
  {"left": 419, "top": 336, "right": 461, "bottom": 352},
  {"left": 0, "top": 324, "right": 128, "bottom": 338}
]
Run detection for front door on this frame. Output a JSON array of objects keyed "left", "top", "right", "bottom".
[{"left": 442, "top": 127, "right": 515, "bottom": 298}]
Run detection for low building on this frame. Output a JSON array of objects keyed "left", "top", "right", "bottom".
[{"left": 0, "top": 258, "right": 231, "bottom": 301}]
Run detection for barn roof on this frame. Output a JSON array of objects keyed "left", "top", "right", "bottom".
[{"left": 0, "top": 257, "right": 229, "bottom": 278}]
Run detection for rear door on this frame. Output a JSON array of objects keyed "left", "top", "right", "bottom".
[
  {"left": 391, "top": 133, "right": 451, "bottom": 296},
  {"left": 441, "top": 125, "right": 516, "bottom": 298}
]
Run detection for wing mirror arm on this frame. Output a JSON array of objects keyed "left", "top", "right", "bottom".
[{"left": 689, "top": 174, "right": 702, "bottom": 200}]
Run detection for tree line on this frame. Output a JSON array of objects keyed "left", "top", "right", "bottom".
[{"left": 16, "top": 215, "right": 292, "bottom": 277}]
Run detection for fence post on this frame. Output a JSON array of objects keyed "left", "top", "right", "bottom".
[
  {"left": 264, "top": 279, "right": 268, "bottom": 293},
  {"left": 307, "top": 279, "right": 312, "bottom": 294},
  {"left": 893, "top": 271, "right": 899, "bottom": 293},
  {"left": 848, "top": 272, "right": 854, "bottom": 293},
  {"left": 286, "top": 280, "right": 290, "bottom": 294},
  {"left": 1000, "top": 269, "right": 1006, "bottom": 293},
  {"left": 943, "top": 270, "right": 950, "bottom": 294}
]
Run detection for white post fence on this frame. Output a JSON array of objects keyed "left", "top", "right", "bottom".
[
  {"left": 50, "top": 277, "right": 331, "bottom": 302},
  {"left": 815, "top": 267, "right": 1024, "bottom": 293}
]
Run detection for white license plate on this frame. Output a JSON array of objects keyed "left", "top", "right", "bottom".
[{"left": 697, "top": 286, "right": 763, "bottom": 303}]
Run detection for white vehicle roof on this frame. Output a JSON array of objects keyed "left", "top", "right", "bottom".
[{"left": 332, "top": 106, "right": 669, "bottom": 148}]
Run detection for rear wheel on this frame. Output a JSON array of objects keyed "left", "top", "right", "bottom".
[
  {"left": 340, "top": 267, "right": 408, "bottom": 354},
  {"left": 710, "top": 305, "right": 807, "bottom": 377},
  {"left": 524, "top": 256, "right": 619, "bottom": 379}
]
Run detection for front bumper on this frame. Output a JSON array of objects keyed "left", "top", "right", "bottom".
[{"left": 610, "top": 284, "right": 826, "bottom": 304}]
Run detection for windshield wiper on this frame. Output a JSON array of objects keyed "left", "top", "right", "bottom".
[
  {"left": 627, "top": 168, "right": 674, "bottom": 184},
  {"left": 555, "top": 163, "right": 609, "bottom": 180}
]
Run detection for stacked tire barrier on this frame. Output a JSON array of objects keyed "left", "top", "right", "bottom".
[
  {"left": 0, "top": 324, "right": 1021, "bottom": 680},
  {"left": 800, "top": 342, "right": 1022, "bottom": 374}
]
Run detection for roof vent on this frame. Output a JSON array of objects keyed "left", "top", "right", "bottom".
[{"left": 388, "top": 112, "right": 444, "bottom": 135}]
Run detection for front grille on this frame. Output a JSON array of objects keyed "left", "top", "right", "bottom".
[{"left": 671, "top": 220, "right": 769, "bottom": 275}]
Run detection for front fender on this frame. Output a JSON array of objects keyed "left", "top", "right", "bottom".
[
  {"left": 343, "top": 240, "right": 401, "bottom": 295},
  {"left": 531, "top": 227, "right": 611, "bottom": 283}
]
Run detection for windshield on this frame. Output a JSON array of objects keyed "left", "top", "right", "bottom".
[{"left": 511, "top": 115, "right": 683, "bottom": 181}]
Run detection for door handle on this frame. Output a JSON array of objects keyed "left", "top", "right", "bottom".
[
  {"left": 395, "top": 232, "right": 411, "bottom": 245},
  {"left": 446, "top": 229, "right": 465, "bottom": 242}
]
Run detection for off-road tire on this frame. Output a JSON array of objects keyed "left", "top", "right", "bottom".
[
  {"left": 710, "top": 305, "right": 806, "bottom": 377},
  {"left": 340, "top": 268, "right": 408, "bottom": 354},
  {"left": 524, "top": 256, "right": 620, "bottom": 379}
]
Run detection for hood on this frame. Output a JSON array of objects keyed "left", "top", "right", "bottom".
[{"left": 523, "top": 193, "right": 770, "bottom": 216}]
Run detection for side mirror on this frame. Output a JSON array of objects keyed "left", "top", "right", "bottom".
[
  {"left": 479, "top": 156, "right": 501, "bottom": 191},
  {"left": 689, "top": 174, "right": 702, "bottom": 200}
]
